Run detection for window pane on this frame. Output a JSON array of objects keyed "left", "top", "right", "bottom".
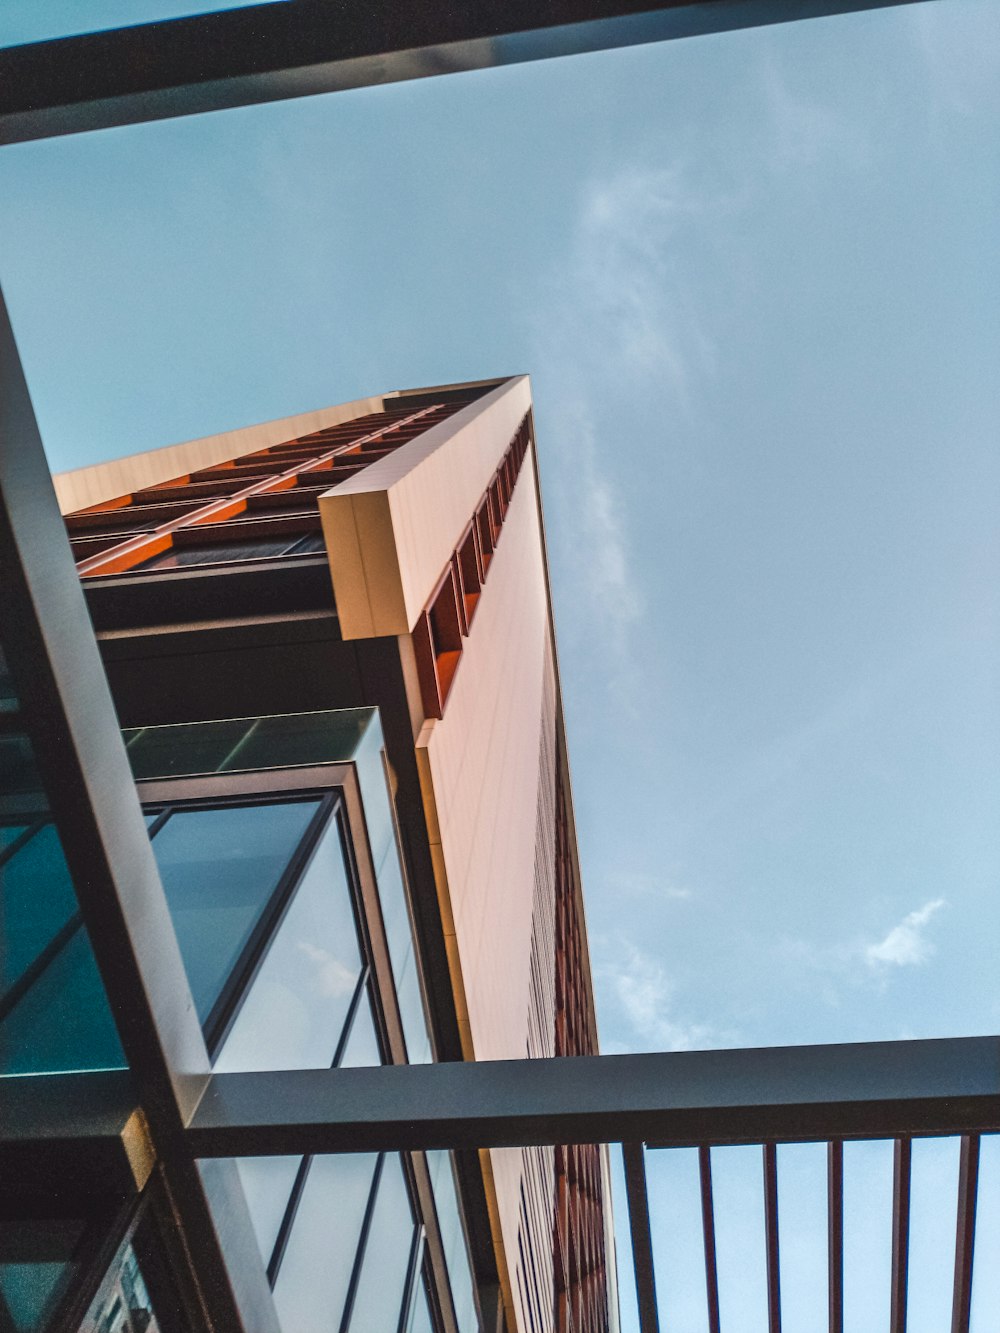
[
  {"left": 287, "top": 532, "right": 326, "bottom": 556},
  {"left": 1, "top": 825, "right": 79, "bottom": 999},
  {"left": 235, "top": 1156, "right": 303, "bottom": 1272},
  {"left": 0, "top": 1219, "right": 85, "bottom": 1333},
  {"left": 81, "top": 1236, "right": 162, "bottom": 1333},
  {"left": 135, "top": 537, "right": 292, "bottom": 570},
  {"left": 406, "top": 1281, "right": 435, "bottom": 1333},
  {"left": 150, "top": 799, "right": 319, "bottom": 1023},
  {"left": 347, "top": 1154, "right": 414, "bottom": 1333},
  {"left": 0, "top": 925, "right": 125, "bottom": 1074},
  {"left": 214, "top": 812, "right": 362, "bottom": 1072},
  {"left": 0, "top": 823, "right": 29, "bottom": 851},
  {"left": 273, "top": 1154, "right": 378, "bottom": 1333},
  {"left": 338, "top": 986, "right": 382, "bottom": 1069}
]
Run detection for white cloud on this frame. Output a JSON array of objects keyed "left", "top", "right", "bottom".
[
  {"left": 598, "top": 940, "right": 716, "bottom": 1052},
  {"left": 296, "top": 939, "right": 358, "bottom": 997},
  {"left": 865, "top": 899, "right": 947, "bottom": 970}
]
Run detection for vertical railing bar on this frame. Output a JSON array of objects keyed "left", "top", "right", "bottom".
[
  {"left": 890, "top": 1137, "right": 911, "bottom": 1333},
  {"left": 698, "top": 1145, "right": 721, "bottom": 1333},
  {"left": 763, "top": 1142, "right": 781, "bottom": 1333},
  {"left": 828, "top": 1141, "right": 843, "bottom": 1333},
  {"left": 950, "top": 1134, "right": 980, "bottom": 1333},
  {"left": 622, "top": 1142, "right": 660, "bottom": 1333}
]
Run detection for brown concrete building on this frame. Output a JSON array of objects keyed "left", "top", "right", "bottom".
[{"left": 30, "top": 375, "right": 617, "bottom": 1333}]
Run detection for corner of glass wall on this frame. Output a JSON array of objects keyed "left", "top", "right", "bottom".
[{"left": 0, "top": 670, "right": 125, "bottom": 1078}]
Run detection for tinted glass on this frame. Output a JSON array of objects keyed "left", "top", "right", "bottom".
[
  {"left": 407, "top": 1283, "right": 435, "bottom": 1333},
  {"left": 273, "top": 1154, "right": 378, "bottom": 1333},
  {"left": 427, "top": 1151, "right": 478, "bottom": 1333},
  {"left": 81, "top": 1236, "right": 162, "bottom": 1332},
  {"left": 347, "top": 1154, "right": 414, "bottom": 1333},
  {"left": 286, "top": 531, "right": 326, "bottom": 555},
  {"left": 0, "top": 925, "right": 125, "bottom": 1074},
  {"left": 1, "top": 825, "right": 79, "bottom": 997},
  {"left": 0, "top": 823, "right": 28, "bottom": 851},
  {"left": 0, "top": 1219, "right": 85, "bottom": 1333},
  {"left": 149, "top": 799, "right": 319, "bottom": 1022},
  {"left": 338, "top": 986, "right": 382, "bottom": 1069},
  {"left": 135, "top": 536, "right": 294, "bottom": 569},
  {"left": 235, "top": 1155, "right": 302, "bottom": 1272},
  {"left": 214, "top": 812, "right": 362, "bottom": 1072}
]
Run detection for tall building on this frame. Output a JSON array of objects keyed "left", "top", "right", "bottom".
[{"left": 2, "top": 375, "right": 617, "bottom": 1333}]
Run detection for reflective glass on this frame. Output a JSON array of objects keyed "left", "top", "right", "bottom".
[
  {"left": 126, "top": 717, "right": 251, "bottom": 780},
  {"left": 338, "top": 986, "right": 382, "bottom": 1069},
  {"left": 214, "top": 812, "right": 362, "bottom": 1072},
  {"left": 347, "top": 1154, "right": 414, "bottom": 1333},
  {"left": 406, "top": 1282, "right": 435, "bottom": 1333},
  {"left": 273, "top": 1154, "right": 378, "bottom": 1333},
  {"left": 149, "top": 799, "right": 319, "bottom": 1022},
  {"left": 0, "top": 925, "right": 125, "bottom": 1074},
  {"left": 353, "top": 712, "right": 393, "bottom": 873},
  {"left": 235, "top": 1156, "right": 302, "bottom": 1271},
  {"left": 0, "top": 1219, "right": 85, "bottom": 1333},
  {"left": 0, "top": 823, "right": 28, "bottom": 851},
  {"left": 135, "top": 536, "right": 294, "bottom": 570},
  {"left": 81, "top": 1236, "right": 162, "bottom": 1332},
  {"left": 1, "top": 825, "right": 78, "bottom": 998},
  {"left": 0, "top": 735, "right": 40, "bottom": 795},
  {"left": 395, "top": 944, "right": 431, "bottom": 1065},
  {"left": 222, "top": 711, "right": 369, "bottom": 773},
  {"left": 426, "top": 1151, "right": 478, "bottom": 1333}
]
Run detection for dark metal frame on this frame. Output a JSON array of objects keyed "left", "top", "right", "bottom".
[{"left": 0, "top": 0, "right": 930, "bottom": 145}]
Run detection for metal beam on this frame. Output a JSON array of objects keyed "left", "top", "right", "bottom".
[
  {"left": 890, "top": 1138, "right": 911, "bottom": 1333},
  {"left": 827, "top": 1141, "right": 843, "bottom": 1333},
  {"left": 188, "top": 1036, "right": 1000, "bottom": 1156},
  {"left": 698, "top": 1146, "right": 721, "bottom": 1333},
  {"left": 0, "top": 0, "right": 931, "bottom": 145},
  {"left": 951, "top": 1134, "right": 980, "bottom": 1333},
  {"left": 763, "top": 1143, "right": 781, "bottom": 1333},
  {"left": 622, "top": 1144, "right": 659, "bottom": 1333}
]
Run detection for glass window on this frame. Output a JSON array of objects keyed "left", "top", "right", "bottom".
[
  {"left": 1, "top": 825, "right": 79, "bottom": 999},
  {"left": 235, "top": 1155, "right": 303, "bottom": 1273},
  {"left": 0, "top": 823, "right": 29, "bottom": 851},
  {"left": 149, "top": 799, "right": 320, "bottom": 1024},
  {"left": 346, "top": 1154, "right": 415, "bottom": 1333},
  {"left": 135, "top": 537, "right": 292, "bottom": 570},
  {"left": 338, "top": 986, "right": 382, "bottom": 1069},
  {"left": 0, "top": 1219, "right": 86, "bottom": 1333},
  {"left": 273, "top": 1154, "right": 378, "bottom": 1333},
  {"left": 406, "top": 1281, "right": 435, "bottom": 1333},
  {"left": 0, "top": 925, "right": 125, "bottom": 1074},
  {"left": 214, "top": 812, "right": 363, "bottom": 1072},
  {"left": 80, "top": 1235, "right": 163, "bottom": 1333},
  {"left": 426, "top": 1151, "right": 479, "bottom": 1333}
]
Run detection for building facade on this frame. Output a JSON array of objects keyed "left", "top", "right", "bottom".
[{"left": 1, "top": 376, "right": 616, "bottom": 1333}]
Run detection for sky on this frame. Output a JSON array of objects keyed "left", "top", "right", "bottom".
[{"left": 1, "top": 1, "right": 999, "bottom": 1329}]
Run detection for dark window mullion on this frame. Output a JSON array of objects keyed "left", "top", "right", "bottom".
[
  {"left": 263, "top": 966, "right": 370, "bottom": 1287},
  {"left": 397, "top": 1225, "right": 426, "bottom": 1333},
  {"left": 203, "top": 792, "right": 339, "bottom": 1058},
  {"left": 0, "top": 913, "right": 82, "bottom": 1022},
  {"left": 0, "top": 816, "right": 44, "bottom": 868},
  {"left": 338, "top": 1154, "right": 387, "bottom": 1333}
]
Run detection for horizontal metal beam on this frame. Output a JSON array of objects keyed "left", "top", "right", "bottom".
[
  {"left": 0, "top": 1071, "right": 152, "bottom": 1201},
  {"left": 0, "top": 0, "right": 928, "bottom": 144},
  {"left": 188, "top": 1036, "right": 1000, "bottom": 1156}
]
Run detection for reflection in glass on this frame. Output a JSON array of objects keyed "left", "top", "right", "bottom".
[
  {"left": 338, "top": 987, "right": 382, "bottom": 1069},
  {"left": 214, "top": 812, "right": 361, "bottom": 1072},
  {"left": 235, "top": 1155, "right": 303, "bottom": 1271},
  {"left": 426, "top": 1151, "right": 478, "bottom": 1333},
  {"left": 0, "top": 826, "right": 78, "bottom": 998},
  {"left": 406, "top": 1280, "right": 435, "bottom": 1333},
  {"left": 150, "top": 799, "right": 319, "bottom": 1022},
  {"left": 0, "top": 925, "right": 125, "bottom": 1074},
  {"left": 273, "top": 1154, "right": 378, "bottom": 1333},
  {"left": 81, "top": 1236, "right": 161, "bottom": 1333},
  {"left": 0, "top": 1219, "right": 84, "bottom": 1333},
  {"left": 347, "top": 1154, "right": 414, "bottom": 1333}
]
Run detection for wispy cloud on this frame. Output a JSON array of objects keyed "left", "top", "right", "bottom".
[
  {"left": 297, "top": 940, "right": 358, "bottom": 997},
  {"left": 598, "top": 939, "right": 718, "bottom": 1052},
  {"left": 865, "top": 899, "right": 947, "bottom": 970}
]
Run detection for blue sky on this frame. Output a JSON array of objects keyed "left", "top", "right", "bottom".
[{"left": 1, "top": 1, "right": 998, "bottom": 1327}]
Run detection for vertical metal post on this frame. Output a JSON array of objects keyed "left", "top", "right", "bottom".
[
  {"left": 827, "top": 1141, "right": 843, "bottom": 1333},
  {"left": 951, "top": 1134, "right": 980, "bottom": 1333},
  {"left": 622, "top": 1143, "right": 660, "bottom": 1333},
  {"left": 698, "top": 1146, "right": 721, "bottom": 1333},
  {"left": 763, "top": 1143, "right": 781, "bottom": 1333},
  {"left": 890, "top": 1138, "right": 911, "bottom": 1333}
]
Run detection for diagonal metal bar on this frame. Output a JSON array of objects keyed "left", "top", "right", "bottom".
[
  {"left": 890, "top": 1137, "right": 911, "bottom": 1333},
  {"left": 622, "top": 1143, "right": 659, "bottom": 1333},
  {"left": 828, "top": 1140, "right": 844, "bottom": 1333},
  {"left": 763, "top": 1143, "right": 781, "bottom": 1333},
  {"left": 0, "top": 0, "right": 931, "bottom": 145},
  {"left": 951, "top": 1134, "right": 980, "bottom": 1333},
  {"left": 186, "top": 1037, "right": 1000, "bottom": 1157},
  {"left": 698, "top": 1145, "right": 721, "bottom": 1333}
]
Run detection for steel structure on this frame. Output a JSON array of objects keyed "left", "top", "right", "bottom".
[{"left": 2, "top": 3, "right": 991, "bottom": 1333}]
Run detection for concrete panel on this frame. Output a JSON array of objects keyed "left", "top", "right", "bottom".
[{"left": 320, "top": 377, "right": 532, "bottom": 639}]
